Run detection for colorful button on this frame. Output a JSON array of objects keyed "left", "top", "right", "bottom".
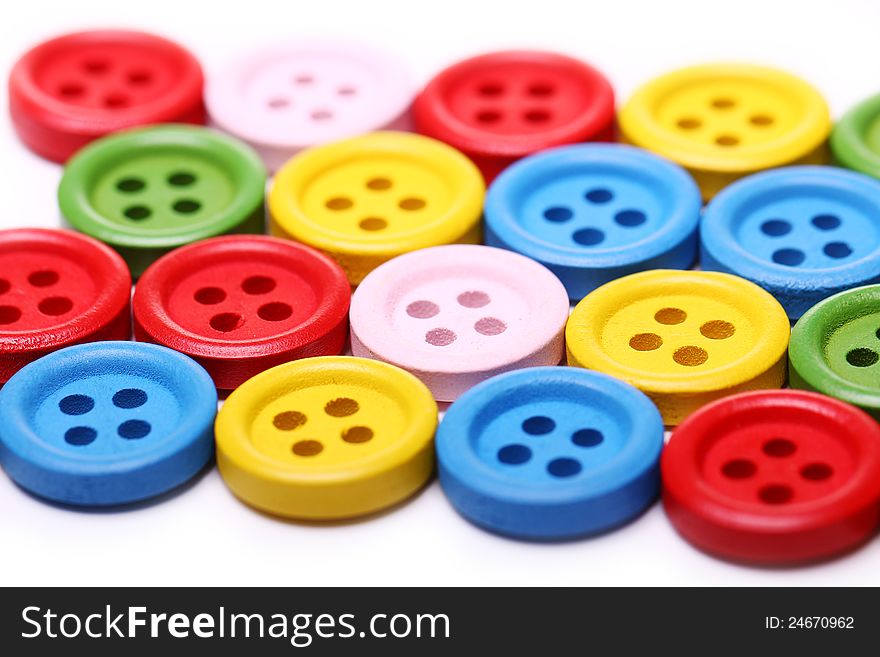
[
  {"left": 414, "top": 50, "right": 614, "bottom": 182},
  {"left": 702, "top": 166, "right": 880, "bottom": 320},
  {"left": 269, "top": 131, "right": 484, "bottom": 285},
  {"left": 9, "top": 30, "right": 204, "bottom": 163},
  {"left": 133, "top": 236, "right": 350, "bottom": 391},
  {"left": 485, "top": 144, "right": 701, "bottom": 300},
  {"left": 663, "top": 390, "right": 880, "bottom": 564},
  {"left": 350, "top": 245, "right": 569, "bottom": 401},
  {"left": 790, "top": 285, "right": 880, "bottom": 420},
  {"left": 437, "top": 367, "right": 663, "bottom": 540},
  {"left": 0, "top": 342, "right": 216, "bottom": 506},
  {"left": 619, "top": 64, "right": 830, "bottom": 200},
  {"left": 831, "top": 92, "right": 880, "bottom": 179},
  {"left": 206, "top": 41, "right": 414, "bottom": 172},
  {"left": 58, "top": 125, "right": 266, "bottom": 277},
  {"left": 0, "top": 228, "right": 131, "bottom": 384},
  {"left": 215, "top": 356, "right": 437, "bottom": 520},
  {"left": 566, "top": 270, "right": 789, "bottom": 425}
]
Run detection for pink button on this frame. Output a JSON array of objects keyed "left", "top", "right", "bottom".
[
  {"left": 350, "top": 244, "right": 570, "bottom": 401},
  {"left": 205, "top": 41, "right": 414, "bottom": 171}
]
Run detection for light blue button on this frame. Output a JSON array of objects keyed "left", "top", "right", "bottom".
[
  {"left": 436, "top": 367, "right": 663, "bottom": 540},
  {"left": 0, "top": 341, "right": 217, "bottom": 506},
  {"left": 485, "top": 143, "right": 700, "bottom": 300},
  {"left": 702, "top": 165, "right": 880, "bottom": 319}
]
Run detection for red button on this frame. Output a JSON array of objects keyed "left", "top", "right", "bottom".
[
  {"left": 413, "top": 50, "right": 614, "bottom": 182},
  {"left": 0, "top": 228, "right": 132, "bottom": 383},
  {"left": 9, "top": 30, "right": 205, "bottom": 162},
  {"left": 133, "top": 236, "right": 351, "bottom": 390},
  {"left": 662, "top": 390, "right": 880, "bottom": 564}
]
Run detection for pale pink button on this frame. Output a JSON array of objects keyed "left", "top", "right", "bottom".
[
  {"left": 350, "top": 244, "right": 570, "bottom": 401},
  {"left": 205, "top": 41, "right": 414, "bottom": 171}
]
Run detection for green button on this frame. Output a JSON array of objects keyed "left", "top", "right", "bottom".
[
  {"left": 831, "top": 93, "right": 880, "bottom": 179},
  {"left": 790, "top": 285, "right": 880, "bottom": 419},
  {"left": 59, "top": 125, "right": 266, "bottom": 277}
]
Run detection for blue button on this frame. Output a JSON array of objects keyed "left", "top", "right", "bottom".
[
  {"left": 484, "top": 144, "right": 701, "bottom": 300},
  {"left": 0, "top": 342, "right": 217, "bottom": 506},
  {"left": 702, "top": 166, "right": 880, "bottom": 320},
  {"left": 436, "top": 367, "right": 663, "bottom": 540}
]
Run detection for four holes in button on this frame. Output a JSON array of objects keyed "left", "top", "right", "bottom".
[
  {"left": 719, "top": 435, "right": 834, "bottom": 505},
  {"left": 59, "top": 388, "right": 151, "bottom": 446},
  {"left": 0, "top": 269, "right": 71, "bottom": 325},
  {"left": 116, "top": 170, "right": 200, "bottom": 222},
  {"left": 763, "top": 213, "right": 851, "bottom": 266},
  {"left": 628, "top": 309, "right": 732, "bottom": 366},
  {"left": 497, "top": 416, "right": 603, "bottom": 477},
  {"left": 275, "top": 397, "right": 373, "bottom": 457}
]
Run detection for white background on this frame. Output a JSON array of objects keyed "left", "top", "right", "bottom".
[{"left": 2, "top": 0, "right": 880, "bottom": 586}]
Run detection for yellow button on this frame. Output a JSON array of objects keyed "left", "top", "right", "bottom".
[
  {"left": 618, "top": 64, "right": 830, "bottom": 199},
  {"left": 215, "top": 356, "right": 438, "bottom": 520},
  {"left": 566, "top": 270, "right": 789, "bottom": 425},
  {"left": 268, "top": 131, "right": 485, "bottom": 285}
]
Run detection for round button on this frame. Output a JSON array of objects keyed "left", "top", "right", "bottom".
[
  {"left": 619, "top": 63, "right": 830, "bottom": 200},
  {"left": 566, "top": 270, "right": 790, "bottom": 425},
  {"left": 485, "top": 144, "right": 701, "bottom": 300},
  {"left": 0, "top": 342, "right": 217, "bottom": 506},
  {"left": 9, "top": 30, "right": 204, "bottom": 163},
  {"left": 662, "top": 390, "right": 880, "bottom": 564},
  {"left": 268, "top": 131, "right": 484, "bottom": 285},
  {"left": 831, "top": 92, "right": 880, "bottom": 179},
  {"left": 206, "top": 40, "right": 413, "bottom": 172},
  {"left": 702, "top": 166, "right": 880, "bottom": 320},
  {"left": 133, "top": 236, "right": 350, "bottom": 391},
  {"left": 436, "top": 367, "right": 663, "bottom": 540},
  {"left": 414, "top": 50, "right": 614, "bottom": 182},
  {"left": 59, "top": 125, "right": 266, "bottom": 277},
  {"left": 0, "top": 228, "right": 131, "bottom": 384},
  {"left": 350, "top": 244, "right": 569, "bottom": 401},
  {"left": 215, "top": 356, "right": 437, "bottom": 520},
  {"left": 790, "top": 284, "right": 880, "bottom": 419}
]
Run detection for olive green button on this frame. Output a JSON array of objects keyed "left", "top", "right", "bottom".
[
  {"left": 790, "top": 285, "right": 880, "bottom": 419},
  {"left": 831, "top": 93, "right": 880, "bottom": 179},
  {"left": 59, "top": 125, "right": 266, "bottom": 276}
]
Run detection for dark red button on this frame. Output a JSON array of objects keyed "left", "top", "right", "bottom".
[
  {"left": 413, "top": 50, "right": 614, "bottom": 182},
  {"left": 662, "top": 390, "right": 880, "bottom": 565},
  {"left": 133, "top": 236, "right": 351, "bottom": 390},
  {"left": 0, "top": 228, "right": 132, "bottom": 383},
  {"left": 9, "top": 30, "right": 205, "bottom": 162}
]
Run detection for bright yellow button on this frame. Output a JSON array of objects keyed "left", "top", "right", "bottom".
[
  {"left": 566, "top": 270, "right": 789, "bottom": 425},
  {"left": 268, "top": 131, "right": 485, "bottom": 285},
  {"left": 618, "top": 64, "right": 830, "bottom": 199},
  {"left": 215, "top": 356, "right": 438, "bottom": 520}
]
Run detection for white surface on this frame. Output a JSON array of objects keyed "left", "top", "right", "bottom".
[{"left": 3, "top": 0, "right": 880, "bottom": 587}]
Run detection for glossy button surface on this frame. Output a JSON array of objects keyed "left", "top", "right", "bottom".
[
  {"left": 702, "top": 166, "right": 880, "bottom": 319},
  {"left": 350, "top": 244, "right": 570, "bottom": 401},
  {"left": 134, "top": 236, "right": 350, "bottom": 391},
  {"left": 663, "top": 390, "right": 880, "bottom": 564},
  {"left": 790, "top": 285, "right": 880, "bottom": 419},
  {"left": 414, "top": 50, "right": 614, "bottom": 182},
  {"left": 437, "top": 367, "right": 663, "bottom": 540},
  {"left": 269, "top": 131, "right": 484, "bottom": 285},
  {"left": 9, "top": 30, "right": 204, "bottom": 162},
  {"left": 59, "top": 125, "right": 266, "bottom": 277},
  {"left": 0, "top": 342, "right": 216, "bottom": 506},
  {"left": 485, "top": 144, "right": 701, "bottom": 300},
  {"left": 566, "top": 270, "right": 790, "bottom": 425},
  {"left": 0, "top": 228, "right": 131, "bottom": 384},
  {"left": 206, "top": 41, "right": 413, "bottom": 172},
  {"left": 216, "top": 357, "right": 437, "bottom": 520},
  {"left": 619, "top": 63, "right": 830, "bottom": 199}
]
